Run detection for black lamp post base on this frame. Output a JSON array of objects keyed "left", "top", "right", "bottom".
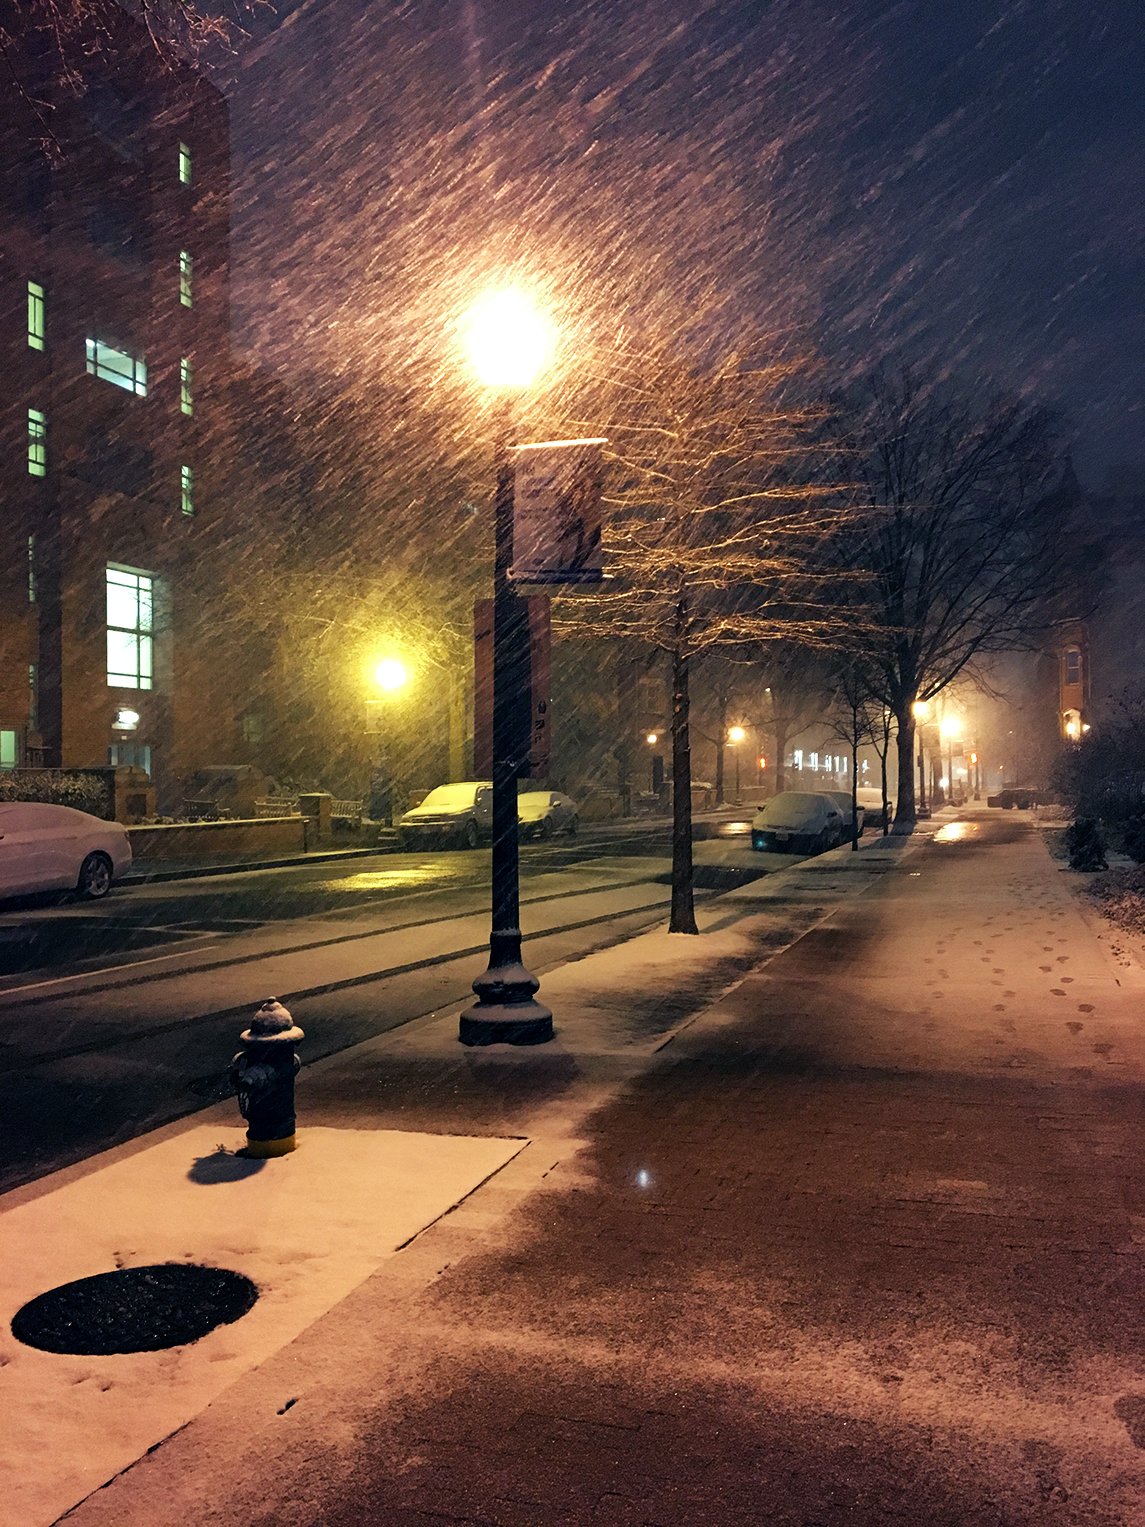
[
  {"left": 459, "top": 996, "right": 554, "bottom": 1047},
  {"left": 459, "top": 943, "right": 554, "bottom": 1046}
]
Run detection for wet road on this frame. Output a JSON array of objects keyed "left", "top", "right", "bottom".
[
  {"left": 0, "top": 818, "right": 760, "bottom": 981},
  {"left": 0, "top": 819, "right": 772, "bottom": 1191}
]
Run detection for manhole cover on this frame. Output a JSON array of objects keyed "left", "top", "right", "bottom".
[{"left": 12, "top": 1263, "right": 258, "bottom": 1354}]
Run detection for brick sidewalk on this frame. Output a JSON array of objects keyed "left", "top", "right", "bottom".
[{"left": 62, "top": 816, "right": 1145, "bottom": 1525}]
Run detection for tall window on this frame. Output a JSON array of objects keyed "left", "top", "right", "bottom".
[
  {"left": 178, "top": 141, "right": 192, "bottom": 185},
  {"left": 27, "top": 409, "right": 47, "bottom": 476},
  {"left": 86, "top": 337, "right": 147, "bottom": 396},
  {"left": 179, "top": 249, "right": 193, "bottom": 307},
  {"left": 180, "top": 464, "right": 194, "bottom": 517},
  {"left": 180, "top": 356, "right": 193, "bottom": 415},
  {"left": 27, "top": 281, "right": 45, "bottom": 349},
  {"left": 1065, "top": 648, "right": 1082, "bottom": 686},
  {"left": 0, "top": 731, "right": 16, "bottom": 769},
  {"left": 106, "top": 566, "right": 153, "bottom": 690},
  {"left": 27, "top": 535, "right": 37, "bottom": 603}
]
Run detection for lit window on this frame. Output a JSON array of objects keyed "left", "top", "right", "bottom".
[
  {"left": 27, "top": 281, "right": 45, "bottom": 350},
  {"left": 28, "top": 409, "right": 47, "bottom": 476},
  {"left": 793, "top": 749, "right": 803, "bottom": 770},
  {"left": 27, "top": 535, "right": 37, "bottom": 603},
  {"left": 242, "top": 713, "right": 264, "bottom": 743},
  {"left": 108, "top": 741, "right": 152, "bottom": 773},
  {"left": 180, "top": 357, "right": 193, "bottom": 415},
  {"left": 179, "top": 249, "right": 193, "bottom": 307},
  {"left": 86, "top": 337, "right": 148, "bottom": 396},
  {"left": 0, "top": 730, "right": 16, "bottom": 769},
  {"left": 178, "top": 141, "right": 192, "bottom": 185},
  {"left": 180, "top": 464, "right": 194, "bottom": 517},
  {"left": 809, "top": 752, "right": 819, "bottom": 770},
  {"left": 1065, "top": 648, "right": 1081, "bottom": 686},
  {"left": 106, "top": 566, "right": 153, "bottom": 690}
]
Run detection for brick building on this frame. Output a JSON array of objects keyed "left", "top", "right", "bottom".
[{"left": 0, "top": 1, "right": 232, "bottom": 809}]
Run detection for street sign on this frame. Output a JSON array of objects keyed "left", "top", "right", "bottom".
[{"left": 511, "top": 438, "right": 607, "bottom": 585}]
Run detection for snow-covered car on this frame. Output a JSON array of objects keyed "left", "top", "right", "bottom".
[
  {"left": 396, "top": 782, "right": 492, "bottom": 850},
  {"left": 517, "top": 790, "right": 579, "bottom": 840},
  {"left": 987, "top": 787, "right": 1044, "bottom": 809},
  {"left": 0, "top": 802, "right": 132, "bottom": 901},
  {"left": 750, "top": 791, "right": 843, "bottom": 855},
  {"left": 823, "top": 790, "right": 865, "bottom": 838}
]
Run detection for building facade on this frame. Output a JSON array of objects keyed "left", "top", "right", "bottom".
[{"left": 1, "top": 1, "right": 232, "bottom": 809}]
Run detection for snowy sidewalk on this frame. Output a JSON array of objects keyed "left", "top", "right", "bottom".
[
  {"left": 20, "top": 812, "right": 1145, "bottom": 1524},
  {"left": 2, "top": 832, "right": 899, "bottom": 1526}
]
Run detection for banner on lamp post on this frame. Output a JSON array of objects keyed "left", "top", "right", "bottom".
[{"left": 511, "top": 438, "right": 607, "bottom": 586}]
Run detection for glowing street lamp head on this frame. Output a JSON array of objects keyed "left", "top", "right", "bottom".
[
  {"left": 461, "top": 286, "right": 556, "bottom": 390},
  {"left": 373, "top": 657, "right": 409, "bottom": 694},
  {"left": 940, "top": 715, "right": 962, "bottom": 740},
  {"left": 646, "top": 732, "right": 659, "bottom": 746},
  {"left": 912, "top": 699, "right": 931, "bottom": 721},
  {"left": 727, "top": 725, "right": 747, "bottom": 745}
]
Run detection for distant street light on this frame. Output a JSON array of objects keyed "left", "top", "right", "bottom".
[
  {"left": 458, "top": 284, "right": 556, "bottom": 1047},
  {"left": 727, "top": 724, "right": 747, "bottom": 800},
  {"left": 940, "top": 714, "right": 961, "bottom": 805},
  {"left": 912, "top": 699, "right": 931, "bottom": 814},
  {"left": 373, "top": 657, "right": 409, "bottom": 693},
  {"left": 365, "top": 653, "right": 411, "bottom": 824}
]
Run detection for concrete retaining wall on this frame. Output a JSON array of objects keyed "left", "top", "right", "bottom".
[{"left": 128, "top": 815, "right": 306, "bottom": 861}]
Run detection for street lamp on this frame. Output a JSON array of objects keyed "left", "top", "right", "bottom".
[
  {"left": 912, "top": 699, "right": 930, "bottom": 814},
  {"left": 727, "top": 724, "right": 747, "bottom": 801},
  {"left": 940, "top": 714, "right": 961, "bottom": 806},
  {"left": 458, "top": 284, "right": 556, "bottom": 1047},
  {"left": 365, "top": 654, "right": 411, "bottom": 824}
]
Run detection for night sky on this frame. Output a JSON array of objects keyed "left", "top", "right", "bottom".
[{"left": 222, "top": 0, "right": 1144, "bottom": 485}]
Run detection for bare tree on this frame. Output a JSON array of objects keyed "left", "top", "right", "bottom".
[
  {"left": 861, "top": 693, "right": 895, "bottom": 834},
  {"left": 757, "top": 641, "right": 835, "bottom": 795},
  {"left": 834, "top": 369, "right": 1073, "bottom": 831},
  {"left": 826, "top": 657, "right": 878, "bottom": 851},
  {"left": 565, "top": 344, "right": 845, "bottom": 933}
]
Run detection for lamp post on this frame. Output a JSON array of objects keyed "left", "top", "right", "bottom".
[
  {"left": 727, "top": 724, "right": 746, "bottom": 801},
  {"left": 458, "top": 287, "right": 555, "bottom": 1047},
  {"left": 912, "top": 699, "right": 930, "bottom": 815},
  {"left": 366, "top": 655, "right": 410, "bottom": 825},
  {"left": 940, "top": 714, "right": 961, "bottom": 807}
]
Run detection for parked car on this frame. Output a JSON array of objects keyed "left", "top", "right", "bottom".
[
  {"left": 750, "top": 791, "right": 843, "bottom": 854},
  {"left": 0, "top": 803, "right": 132, "bottom": 901},
  {"left": 823, "top": 789, "right": 865, "bottom": 838},
  {"left": 396, "top": 782, "right": 493, "bottom": 849},
  {"left": 987, "top": 787, "right": 1045, "bottom": 810},
  {"left": 518, "top": 790, "right": 579, "bottom": 840}
]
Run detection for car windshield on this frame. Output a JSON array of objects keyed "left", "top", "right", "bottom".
[
  {"left": 417, "top": 784, "right": 482, "bottom": 810},
  {"left": 762, "top": 792, "right": 827, "bottom": 826}
]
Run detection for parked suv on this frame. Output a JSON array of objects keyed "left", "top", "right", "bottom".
[{"left": 396, "top": 782, "right": 492, "bottom": 849}]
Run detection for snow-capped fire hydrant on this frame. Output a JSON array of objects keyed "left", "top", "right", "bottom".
[{"left": 230, "top": 998, "right": 304, "bottom": 1157}]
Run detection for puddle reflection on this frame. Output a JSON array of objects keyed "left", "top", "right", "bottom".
[
  {"left": 933, "top": 822, "right": 977, "bottom": 844},
  {"left": 313, "top": 865, "right": 464, "bottom": 892}
]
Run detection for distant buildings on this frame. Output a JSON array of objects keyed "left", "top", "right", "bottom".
[{"left": 0, "top": 1, "right": 232, "bottom": 809}]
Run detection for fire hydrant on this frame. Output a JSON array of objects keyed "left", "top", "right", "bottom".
[{"left": 230, "top": 998, "right": 304, "bottom": 1157}]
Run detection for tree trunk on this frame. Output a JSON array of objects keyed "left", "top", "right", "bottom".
[
  {"left": 893, "top": 708, "right": 916, "bottom": 832},
  {"left": 669, "top": 637, "right": 698, "bottom": 934},
  {"left": 774, "top": 718, "right": 788, "bottom": 795},
  {"left": 880, "top": 745, "right": 890, "bottom": 835},
  {"left": 850, "top": 736, "right": 860, "bottom": 851}
]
